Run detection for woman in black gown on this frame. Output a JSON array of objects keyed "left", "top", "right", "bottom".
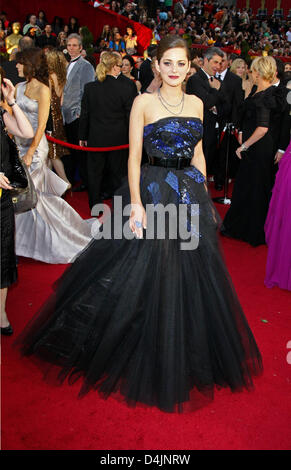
[
  {"left": 16, "top": 36, "right": 263, "bottom": 413},
  {"left": 221, "top": 56, "right": 285, "bottom": 247},
  {"left": 1, "top": 78, "right": 34, "bottom": 335}
]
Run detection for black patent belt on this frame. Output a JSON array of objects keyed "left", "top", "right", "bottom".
[{"left": 148, "top": 156, "right": 191, "bottom": 170}]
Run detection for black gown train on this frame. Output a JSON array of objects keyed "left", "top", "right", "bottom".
[{"left": 16, "top": 117, "right": 263, "bottom": 412}]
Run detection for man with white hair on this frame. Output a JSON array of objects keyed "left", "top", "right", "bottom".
[{"left": 62, "top": 33, "right": 95, "bottom": 190}]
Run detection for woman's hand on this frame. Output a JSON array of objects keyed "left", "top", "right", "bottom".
[
  {"left": 22, "top": 152, "right": 33, "bottom": 167},
  {"left": 0, "top": 172, "right": 13, "bottom": 190},
  {"left": 274, "top": 151, "right": 284, "bottom": 164},
  {"left": 1, "top": 78, "right": 15, "bottom": 104},
  {"left": 236, "top": 146, "right": 243, "bottom": 159},
  {"left": 129, "top": 202, "right": 147, "bottom": 238}
]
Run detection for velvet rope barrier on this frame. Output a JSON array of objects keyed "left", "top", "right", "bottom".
[{"left": 46, "top": 134, "right": 129, "bottom": 152}]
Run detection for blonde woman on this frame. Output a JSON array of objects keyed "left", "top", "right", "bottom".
[
  {"left": 46, "top": 49, "right": 70, "bottom": 185},
  {"left": 78, "top": 52, "right": 137, "bottom": 209},
  {"left": 230, "top": 58, "right": 253, "bottom": 98},
  {"left": 222, "top": 56, "right": 286, "bottom": 246}
]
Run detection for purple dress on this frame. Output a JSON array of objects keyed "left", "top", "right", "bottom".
[{"left": 264, "top": 140, "right": 291, "bottom": 291}]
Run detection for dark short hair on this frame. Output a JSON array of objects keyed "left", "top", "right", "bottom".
[
  {"left": 203, "top": 47, "right": 224, "bottom": 61},
  {"left": 274, "top": 57, "right": 284, "bottom": 80},
  {"left": 122, "top": 54, "right": 135, "bottom": 68}
]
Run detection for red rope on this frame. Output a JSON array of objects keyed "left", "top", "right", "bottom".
[{"left": 46, "top": 134, "right": 129, "bottom": 152}]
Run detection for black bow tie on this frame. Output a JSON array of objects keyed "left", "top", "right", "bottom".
[
  {"left": 70, "top": 55, "right": 81, "bottom": 63},
  {"left": 217, "top": 74, "right": 222, "bottom": 81}
]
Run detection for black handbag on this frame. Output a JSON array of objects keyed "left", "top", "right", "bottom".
[
  {"left": 6, "top": 131, "right": 28, "bottom": 190},
  {"left": 0, "top": 110, "right": 37, "bottom": 213},
  {"left": 11, "top": 162, "right": 38, "bottom": 214}
]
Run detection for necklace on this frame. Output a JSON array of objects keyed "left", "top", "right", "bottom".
[
  {"left": 158, "top": 88, "right": 184, "bottom": 107},
  {"left": 158, "top": 88, "right": 185, "bottom": 116}
]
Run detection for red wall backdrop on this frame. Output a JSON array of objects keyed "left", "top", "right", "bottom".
[
  {"left": 237, "top": 0, "right": 290, "bottom": 15},
  {"left": 1, "top": 0, "right": 152, "bottom": 52}
]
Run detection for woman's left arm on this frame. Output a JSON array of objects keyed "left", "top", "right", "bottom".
[
  {"left": 236, "top": 96, "right": 270, "bottom": 159},
  {"left": 23, "top": 84, "right": 50, "bottom": 166}
]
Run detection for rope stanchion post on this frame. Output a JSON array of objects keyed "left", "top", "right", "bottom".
[{"left": 212, "top": 122, "right": 235, "bottom": 205}]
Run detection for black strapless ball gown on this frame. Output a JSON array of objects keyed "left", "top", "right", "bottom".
[{"left": 16, "top": 117, "right": 263, "bottom": 412}]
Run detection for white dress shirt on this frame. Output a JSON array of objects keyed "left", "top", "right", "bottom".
[{"left": 67, "top": 55, "right": 81, "bottom": 78}]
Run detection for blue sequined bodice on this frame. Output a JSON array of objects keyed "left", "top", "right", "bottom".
[{"left": 143, "top": 116, "right": 203, "bottom": 160}]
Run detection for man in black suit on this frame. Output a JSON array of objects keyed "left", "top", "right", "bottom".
[
  {"left": 139, "top": 44, "right": 158, "bottom": 93},
  {"left": 272, "top": 58, "right": 291, "bottom": 165},
  {"left": 79, "top": 57, "right": 137, "bottom": 210},
  {"left": 214, "top": 51, "right": 244, "bottom": 189},
  {"left": 36, "top": 24, "right": 57, "bottom": 49},
  {"left": 186, "top": 47, "right": 226, "bottom": 177}
]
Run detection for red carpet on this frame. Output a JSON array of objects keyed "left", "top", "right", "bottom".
[{"left": 2, "top": 185, "right": 291, "bottom": 450}]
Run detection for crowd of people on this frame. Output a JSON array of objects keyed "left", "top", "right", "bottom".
[
  {"left": 2, "top": 2, "right": 291, "bottom": 60},
  {"left": 0, "top": 2, "right": 290, "bottom": 413}
]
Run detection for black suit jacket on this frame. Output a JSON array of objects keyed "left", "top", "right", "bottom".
[
  {"left": 218, "top": 69, "right": 244, "bottom": 128},
  {"left": 272, "top": 82, "right": 291, "bottom": 152},
  {"left": 186, "top": 68, "right": 227, "bottom": 147},
  {"left": 79, "top": 74, "right": 137, "bottom": 147},
  {"left": 139, "top": 58, "right": 154, "bottom": 93},
  {"left": 36, "top": 34, "right": 57, "bottom": 48}
]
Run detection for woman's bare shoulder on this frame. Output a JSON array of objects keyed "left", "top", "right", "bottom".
[
  {"left": 133, "top": 92, "right": 153, "bottom": 105},
  {"left": 185, "top": 93, "right": 203, "bottom": 119},
  {"left": 38, "top": 81, "right": 50, "bottom": 96},
  {"left": 131, "top": 92, "right": 154, "bottom": 115}
]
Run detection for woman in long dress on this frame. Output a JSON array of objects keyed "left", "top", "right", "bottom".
[
  {"left": 45, "top": 49, "right": 71, "bottom": 186},
  {"left": 14, "top": 48, "right": 94, "bottom": 264},
  {"left": 264, "top": 140, "right": 291, "bottom": 291},
  {"left": 221, "top": 56, "right": 285, "bottom": 247},
  {"left": 16, "top": 37, "right": 262, "bottom": 413}
]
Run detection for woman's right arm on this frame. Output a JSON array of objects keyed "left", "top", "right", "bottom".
[
  {"left": 128, "top": 95, "right": 147, "bottom": 238},
  {"left": 1, "top": 79, "right": 34, "bottom": 139},
  {"left": 236, "top": 126, "right": 268, "bottom": 159}
]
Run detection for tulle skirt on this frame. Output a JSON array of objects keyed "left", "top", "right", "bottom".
[{"left": 16, "top": 164, "right": 263, "bottom": 412}]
